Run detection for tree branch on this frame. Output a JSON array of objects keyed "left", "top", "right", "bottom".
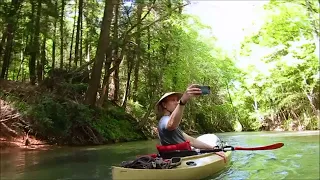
[
  {"left": 120, "top": 0, "right": 157, "bottom": 40},
  {"left": 0, "top": 114, "right": 20, "bottom": 122},
  {"left": 70, "top": 2, "right": 190, "bottom": 75},
  {"left": 128, "top": 3, "right": 190, "bottom": 38},
  {"left": 70, "top": 58, "right": 94, "bottom": 74}
]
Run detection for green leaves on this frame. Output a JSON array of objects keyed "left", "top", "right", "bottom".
[{"left": 237, "top": 0, "right": 319, "bottom": 131}]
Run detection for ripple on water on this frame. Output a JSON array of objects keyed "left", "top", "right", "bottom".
[
  {"left": 232, "top": 152, "right": 256, "bottom": 166},
  {"left": 265, "top": 153, "right": 278, "bottom": 161},
  {"left": 212, "top": 169, "right": 249, "bottom": 180},
  {"left": 274, "top": 170, "right": 289, "bottom": 179},
  {"left": 294, "top": 154, "right": 302, "bottom": 158}
]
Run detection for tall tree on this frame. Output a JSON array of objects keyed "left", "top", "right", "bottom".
[
  {"left": 29, "top": 0, "right": 42, "bottom": 85},
  {"left": 0, "top": 0, "right": 23, "bottom": 79},
  {"left": 74, "top": 0, "right": 83, "bottom": 67},
  {"left": 132, "top": 0, "right": 143, "bottom": 102},
  {"left": 85, "top": 0, "right": 115, "bottom": 106},
  {"left": 60, "top": 0, "right": 65, "bottom": 69},
  {"left": 52, "top": 1, "right": 58, "bottom": 70},
  {"left": 110, "top": 0, "right": 121, "bottom": 102}
]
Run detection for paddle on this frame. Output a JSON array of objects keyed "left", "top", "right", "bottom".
[
  {"left": 196, "top": 142, "right": 284, "bottom": 153},
  {"left": 159, "top": 143, "right": 284, "bottom": 157},
  {"left": 144, "top": 143, "right": 285, "bottom": 159}
]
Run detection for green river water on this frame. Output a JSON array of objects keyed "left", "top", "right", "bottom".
[{"left": 0, "top": 131, "right": 319, "bottom": 180}]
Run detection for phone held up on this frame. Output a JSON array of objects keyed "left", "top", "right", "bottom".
[{"left": 198, "top": 85, "right": 210, "bottom": 95}]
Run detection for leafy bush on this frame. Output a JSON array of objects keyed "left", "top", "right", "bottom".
[{"left": 0, "top": 90, "right": 146, "bottom": 145}]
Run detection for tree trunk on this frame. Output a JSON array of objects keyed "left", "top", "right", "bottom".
[
  {"left": 74, "top": 0, "right": 83, "bottom": 67},
  {"left": 85, "top": 10, "right": 90, "bottom": 64},
  {"left": 69, "top": 0, "right": 78, "bottom": 70},
  {"left": 110, "top": 45, "right": 128, "bottom": 100},
  {"left": 110, "top": 67, "right": 119, "bottom": 102},
  {"left": 132, "top": 1, "right": 143, "bottom": 102},
  {"left": 85, "top": 0, "right": 115, "bottom": 106},
  {"left": 226, "top": 80, "right": 241, "bottom": 122},
  {"left": 110, "top": 0, "right": 120, "bottom": 102},
  {"left": 79, "top": 11, "right": 83, "bottom": 66},
  {"left": 97, "top": 60, "right": 111, "bottom": 107},
  {"left": 52, "top": 1, "right": 58, "bottom": 70},
  {"left": 37, "top": 36, "right": 46, "bottom": 83},
  {"left": 121, "top": 48, "right": 135, "bottom": 108},
  {"left": 0, "top": 23, "right": 14, "bottom": 79},
  {"left": 146, "top": 26, "right": 152, "bottom": 99},
  {"left": 97, "top": 0, "right": 121, "bottom": 107},
  {"left": 0, "top": 33, "right": 7, "bottom": 63},
  {"left": 17, "top": 35, "right": 28, "bottom": 80},
  {"left": 26, "top": 1, "right": 35, "bottom": 81},
  {"left": 38, "top": 14, "right": 49, "bottom": 83},
  {"left": 29, "top": 0, "right": 41, "bottom": 85},
  {"left": 0, "top": 0, "right": 22, "bottom": 79},
  {"left": 85, "top": 34, "right": 90, "bottom": 63},
  {"left": 60, "top": 0, "right": 65, "bottom": 69},
  {"left": 97, "top": 0, "right": 127, "bottom": 107}
]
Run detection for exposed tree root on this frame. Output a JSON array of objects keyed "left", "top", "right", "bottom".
[{"left": 0, "top": 93, "right": 48, "bottom": 150}]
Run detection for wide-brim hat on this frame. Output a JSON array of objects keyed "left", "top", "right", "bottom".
[{"left": 155, "top": 92, "right": 183, "bottom": 115}]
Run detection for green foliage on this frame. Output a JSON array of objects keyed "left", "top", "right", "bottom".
[
  {"left": 236, "top": 0, "right": 320, "bottom": 131},
  {"left": 306, "top": 116, "right": 319, "bottom": 130},
  {"left": 14, "top": 94, "right": 90, "bottom": 142},
  {"left": 1, "top": 0, "right": 319, "bottom": 147},
  {"left": 126, "top": 99, "right": 145, "bottom": 119},
  {"left": 92, "top": 113, "right": 143, "bottom": 142},
  {"left": 194, "top": 103, "right": 235, "bottom": 133},
  {"left": 0, "top": 90, "right": 145, "bottom": 144},
  {"left": 0, "top": 91, "right": 29, "bottom": 113}
]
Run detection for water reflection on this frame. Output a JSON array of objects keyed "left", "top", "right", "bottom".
[{"left": 0, "top": 149, "right": 43, "bottom": 179}]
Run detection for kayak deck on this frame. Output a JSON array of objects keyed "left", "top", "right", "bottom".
[{"left": 112, "top": 151, "right": 231, "bottom": 180}]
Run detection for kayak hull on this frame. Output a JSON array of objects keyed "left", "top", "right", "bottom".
[{"left": 112, "top": 151, "right": 231, "bottom": 180}]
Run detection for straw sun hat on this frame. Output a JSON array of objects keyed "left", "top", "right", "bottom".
[{"left": 155, "top": 92, "right": 183, "bottom": 115}]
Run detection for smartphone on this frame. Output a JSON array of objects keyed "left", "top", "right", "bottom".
[{"left": 199, "top": 86, "right": 210, "bottom": 95}]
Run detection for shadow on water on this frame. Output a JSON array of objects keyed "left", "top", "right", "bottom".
[{"left": 0, "top": 131, "right": 319, "bottom": 180}]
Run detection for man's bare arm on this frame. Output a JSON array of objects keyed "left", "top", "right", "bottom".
[
  {"left": 183, "top": 132, "right": 213, "bottom": 150},
  {"left": 166, "top": 105, "right": 185, "bottom": 130},
  {"left": 166, "top": 85, "right": 202, "bottom": 130}
]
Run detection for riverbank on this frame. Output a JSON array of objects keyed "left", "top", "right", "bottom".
[
  {"left": 1, "top": 79, "right": 318, "bottom": 151},
  {"left": 1, "top": 94, "right": 51, "bottom": 150},
  {"left": 0, "top": 136, "right": 53, "bottom": 151},
  {"left": 0, "top": 79, "right": 151, "bottom": 149}
]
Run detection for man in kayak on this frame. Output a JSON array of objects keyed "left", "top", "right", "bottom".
[{"left": 155, "top": 84, "right": 217, "bottom": 150}]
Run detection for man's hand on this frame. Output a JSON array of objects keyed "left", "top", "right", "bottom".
[{"left": 180, "top": 84, "right": 202, "bottom": 103}]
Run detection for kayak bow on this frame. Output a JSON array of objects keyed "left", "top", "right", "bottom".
[{"left": 112, "top": 151, "right": 232, "bottom": 180}]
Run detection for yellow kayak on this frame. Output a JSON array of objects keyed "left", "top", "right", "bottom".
[{"left": 112, "top": 151, "right": 231, "bottom": 180}]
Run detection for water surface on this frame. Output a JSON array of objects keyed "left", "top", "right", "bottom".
[{"left": 1, "top": 131, "right": 319, "bottom": 180}]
